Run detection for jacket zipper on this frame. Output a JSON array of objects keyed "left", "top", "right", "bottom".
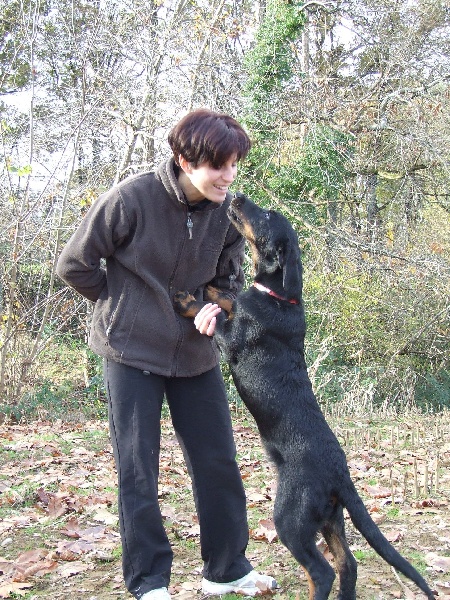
[
  {"left": 169, "top": 208, "right": 194, "bottom": 375},
  {"left": 187, "top": 211, "right": 193, "bottom": 239}
]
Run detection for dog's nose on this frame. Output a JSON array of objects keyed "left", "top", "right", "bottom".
[{"left": 232, "top": 192, "right": 246, "bottom": 207}]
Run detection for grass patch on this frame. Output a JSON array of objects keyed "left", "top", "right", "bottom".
[
  {"left": 0, "top": 398, "right": 448, "bottom": 598},
  {"left": 353, "top": 549, "right": 373, "bottom": 562},
  {"left": 405, "top": 551, "right": 430, "bottom": 576}
]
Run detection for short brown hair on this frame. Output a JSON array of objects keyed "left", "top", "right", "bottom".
[{"left": 168, "top": 108, "right": 251, "bottom": 168}]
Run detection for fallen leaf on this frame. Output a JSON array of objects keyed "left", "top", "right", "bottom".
[
  {"left": 425, "top": 553, "right": 450, "bottom": 572},
  {"left": 415, "top": 499, "right": 436, "bottom": 508},
  {"left": 180, "top": 580, "right": 196, "bottom": 590},
  {"left": 20, "top": 559, "right": 58, "bottom": 579},
  {"left": 60, "top": 517, "right": 81, "bottom": 538},
  {"left": 15, "top": 548, "right": 47, "bottom": 564},
  {"left": 48, "top": 494, "right": 69, "bottom": 518},
  {"left": 0, "top": 581, "right": 33, "bottom": 598},
  {"left": 184, "top": 523, "right": 200, "bottom": 538},
  {"left": 435, "top": 581, "right": 450, "bottom": 592},
  {"left": 0, "top": 558, "right": 13, "bottom": 574},
  {"left": 252, "top": 519, "right": 278, "bottom": 543},
  {"left": 56, "top": 561, "right": 90, "bottom": 577},
  {"left": 371, "top": 513, "right": 386, "bottom": 525},
  {"left": 92, "top": 507, "right": 119, "bottom": 525},
  {"left": 247, "top": 491, "right": 267, "bottom": 504},
  {"left": 363, "top": 484, "right": 392, "bottom": 498},
  {"left": 56, "top": 539, "right": 94, "bottom": 555},
  {"left": 36, "top": 487, "right": 50, "bottom": 505},
  {"left": 385, "top": 530, "right": 403, "bottom": 543},
  {"left": 49, "top": 548, "right": 79, "bottom": 562}
]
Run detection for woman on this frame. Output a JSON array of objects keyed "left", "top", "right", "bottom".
[{"left": 56, "top": 109, "right": 277, "bottom": 600}]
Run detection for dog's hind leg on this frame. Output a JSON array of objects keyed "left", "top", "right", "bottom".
[
  {"left": 322, "top": 505, "right": 357, "bottom": 600},
  {"left": 274, "top": 499, "right": 335, "bottom": 600}
]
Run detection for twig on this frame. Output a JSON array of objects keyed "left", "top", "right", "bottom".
[
  {"left": 414, "top": 458, "right": 419, "bottom": 498},
  {"left": 391, "top": 566, "right": 414, "bottom": 598}
]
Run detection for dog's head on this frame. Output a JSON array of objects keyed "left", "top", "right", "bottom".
[{"left": 228, "top": 192, "right": 302, "bottom": 302}]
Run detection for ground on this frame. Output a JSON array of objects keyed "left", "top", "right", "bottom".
[{"left": 0, "top": 407, "right": 449, "bottom": 599}]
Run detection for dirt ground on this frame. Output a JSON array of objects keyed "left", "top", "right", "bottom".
[{"left": 0, "top": 411, "right": 449, "bottom": 599}]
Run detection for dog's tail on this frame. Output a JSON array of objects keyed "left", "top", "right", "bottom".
[{"left": 340, "top": 482, "right": 435, "bottom": 599}]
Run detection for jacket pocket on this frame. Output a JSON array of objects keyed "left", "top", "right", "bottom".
[{"left": 105, "top": 278, "right": 133, "bottom": 339}]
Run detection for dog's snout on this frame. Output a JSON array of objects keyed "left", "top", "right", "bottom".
[{"left": 232, "top": 192, "right": 246, "bottom": 208}]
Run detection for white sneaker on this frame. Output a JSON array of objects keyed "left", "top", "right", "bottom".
[
  {"left": 140, "top": 588, "right": 171, "bottom": 600},
  {"left": 202, "top": 570, "right": 278, "bottom": 596}
]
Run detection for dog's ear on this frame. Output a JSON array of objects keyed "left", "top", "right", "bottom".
[{"left": 276, "top": 240, "right": 302, "bottom": 299}]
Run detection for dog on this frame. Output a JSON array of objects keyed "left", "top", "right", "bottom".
[{"left": 174, "top": 192, "right": 435, "bottom": 600}]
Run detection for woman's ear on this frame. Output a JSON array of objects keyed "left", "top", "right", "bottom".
[{"left": 178, "top": 155, "right": 192, "bottom": 173}]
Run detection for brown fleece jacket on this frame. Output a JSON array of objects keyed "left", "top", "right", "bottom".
[{"left": 56, "top": 158, "right": 245, "bottom": 377}]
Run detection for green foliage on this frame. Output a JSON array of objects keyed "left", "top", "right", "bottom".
[
  {"left": 415, "top": 371, "right": 450, "bottom": 411},
  {"left": 303, "top": 250, "right": 450, "bottom": 412},
  {"left": 296, "top": 126, "right": 354, "bottom": 199},
  {"left": 353, "top": 549, "right": 372, "bottom": 562},
  {"left": 240, "top": 124, "right": 353, "bottom": 221},
  {"left": 0, "top": 335, "right": 107, "bottom": 422},
  {"left": 0, "top": 377, "right": 107, "bottom": 422},
  {"left": 241, "top": 0, "right": 292, "bottom": 115},
  {"left": 239, "top": 2, "right": 352, "bottom": 219},
  {"left": 306, "top": 266, "right": 386, "bottom": 361},
  {"left": 0, "top": 0, "right": 50, "bottom": 94},
  {"left": 237, "top": 0, "right": 450, "bottom": 415},
  {"left": 38, "top": 0, "right": 105, "bottom": 99},
  {"left": 5, "top": 160, "right": 32, "bottom": 176},
  {"left": 386, "top": 507, "right": 400, "bottom": 518},
  {"left": 405, "top": 551, "right": 430, "bottom": 577},
  {"left": 0, "top": 1, "right": 30, "bottom": 93},
  {"left": 242, "top": 0, "right": 305, "bottom": 130},
  {"left": 240, "top": 125, "right": 353, "bottom": 226}
]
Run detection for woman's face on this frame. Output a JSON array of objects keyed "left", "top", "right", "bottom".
[{"left": 179, "top": 155, "right": 238, "bottom": 205}]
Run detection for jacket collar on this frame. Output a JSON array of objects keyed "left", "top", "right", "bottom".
[{"left": 156, "top": 158, "right": 229, "bottom": 211}]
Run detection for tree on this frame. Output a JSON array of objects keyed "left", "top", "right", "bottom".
[
  {"left": 0, "top": 0, "right": 261, "bottom": 407},
  {"left": 238, "top": 0, "right": 450, "bottom": 409},
  {"left": 1, "top": 0, "right": 449, "bottom": 412}
]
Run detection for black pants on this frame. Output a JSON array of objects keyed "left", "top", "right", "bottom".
[{"left": 104, "top": 359, "right": 252, "bottom": 599}]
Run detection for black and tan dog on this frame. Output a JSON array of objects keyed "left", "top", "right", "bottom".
[{"left": 174, "top": 192, "right": 435, "bottom": 600}]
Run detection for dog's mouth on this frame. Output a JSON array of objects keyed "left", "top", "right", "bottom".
[
  {"left": 228, "top": 193, "right": 246, "bottom": 227},
  {"left": 227, "top": 205, "right": 243, "bottom": 226}
]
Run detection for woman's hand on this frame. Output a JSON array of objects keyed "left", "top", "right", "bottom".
[{"left": 194, "top": 303, "right": 222, "bottom": 336}]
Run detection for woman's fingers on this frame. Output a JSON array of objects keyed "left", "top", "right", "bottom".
[{"left": 194, "top": 303, "right": 221, "bottom": 336}]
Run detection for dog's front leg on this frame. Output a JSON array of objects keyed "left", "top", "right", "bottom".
[
  {"left": 174, "top": 289, "right": 235, "bottom": 321},
  {"left": 204, "top": 285, "right": 235, "bottom": 319},
  {"left": 173, "top": 291, "right": 207, "bottom": 319},
  {"left": 173, "top": 291, "right": 235, "bottom": 352}
]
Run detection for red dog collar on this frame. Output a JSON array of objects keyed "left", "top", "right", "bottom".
[{"left": 253, "top": 282, "right": 299, "bottom": 305}]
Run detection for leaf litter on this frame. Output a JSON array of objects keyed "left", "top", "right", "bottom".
[{"left": 0, "top": 412, "right": 449, "bottom": 598}]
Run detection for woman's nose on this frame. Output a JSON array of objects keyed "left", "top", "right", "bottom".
[{"left": 222, "top": 165, "right": 236, "bottom": 183}]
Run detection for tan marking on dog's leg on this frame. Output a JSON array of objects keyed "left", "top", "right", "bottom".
[
  {"left": 205, "top": 285, "right": 235, "bottom": 320},
  {"left": 205, "top": 286, "right": 233, "bottom": 311},
  {"left": 303, "top": 567, "right": 316, "bottom": 600},
  {"left": 173, "top": 291, "right": 204, "bottom": 318},
  {"left": 179, "top": 304, "right": 202, "bottom": 318}
]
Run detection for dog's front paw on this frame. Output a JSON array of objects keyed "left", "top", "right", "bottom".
[
  {"left": 173, "top": 291, "right": 195, "bottom": 312},
  {"left": 204, "top": 285, "right": 221, "bottom": 303},
  {"left": 205, "top": 285, "right": 234, "bottom": 316},
  {"left": 173, "top": 291, "right": 201, "bottom": 318}
]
